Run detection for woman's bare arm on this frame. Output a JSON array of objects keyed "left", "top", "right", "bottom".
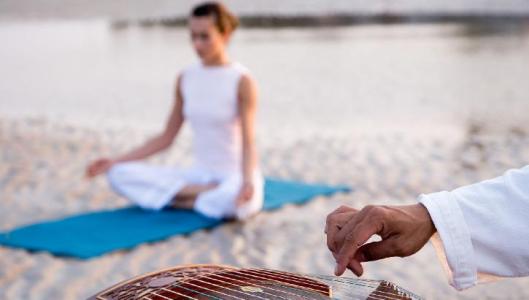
[
  {"left": 86, "top": 75, "right": 185, "bottom": 177},
  {"left": 235, "top": 74, "right": 259, "bottom": 205},
  {"left": 113, "top": 76, "right": 185, "bottom": 163}
]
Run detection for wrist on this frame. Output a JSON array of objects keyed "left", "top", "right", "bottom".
[{"left": 414, "top": 203, "right": 436, "bottom": 236}]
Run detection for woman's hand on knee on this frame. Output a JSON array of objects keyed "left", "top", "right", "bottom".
[
  {"left": 235, "top": 181, "right": 254, "bottom": 207},
  {"left": 86, "top": 158, "right": 115, "bottom": 178}
]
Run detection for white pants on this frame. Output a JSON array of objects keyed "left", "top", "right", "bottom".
[{"left": 107, "top": 162, "right": 264, "bottom": 220}]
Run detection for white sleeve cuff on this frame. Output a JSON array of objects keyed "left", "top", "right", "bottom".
[{"left": 419, "top": 191, "right": 478, "bottom": 290}]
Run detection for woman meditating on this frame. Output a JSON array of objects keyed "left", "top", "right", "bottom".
[{"left": 86, "top": 2, "right": 263, "bottom": 220}]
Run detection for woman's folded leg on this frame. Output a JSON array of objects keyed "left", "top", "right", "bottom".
[
  {"left": 193, "top": 171, "right": 264, "bottom": 220},
  {"left": 107, "top": 162, "right": 191, "bottom": 210}
]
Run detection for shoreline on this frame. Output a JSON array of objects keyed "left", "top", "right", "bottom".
[{"left": 115, "top": 13, "right": 529, "bottom": 29}]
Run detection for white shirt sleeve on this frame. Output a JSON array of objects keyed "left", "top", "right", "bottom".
[{"left": 418, "top": 165, "right": 529, "bottom": 290}]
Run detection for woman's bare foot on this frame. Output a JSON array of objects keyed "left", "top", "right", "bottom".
[{"left": 171, "top": 183, "right": 218, "bottom": 208}]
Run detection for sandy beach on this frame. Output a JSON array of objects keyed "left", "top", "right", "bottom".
[
  {"left": 1, "top": 116, "right": 529, "bottom": 299},
  {"left": 2, "top": 3, "right": 529, "bottom": 298}
]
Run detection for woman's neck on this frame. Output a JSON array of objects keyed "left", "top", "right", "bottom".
[{"left": 202, "top": 52, "right": 230, "bottom": 67}]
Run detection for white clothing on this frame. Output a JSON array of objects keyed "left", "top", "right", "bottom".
[
  {"left": 182, "top": 62, "right": 248, "bottom": 174},
  {"left": 107, "top": 62, "right": 263, "bottom": 220},
  {"left": 419, "top": 165, "right": 529, "bottom": 290},
  {"left": 108, "top": 163, "right": 263, "bottom": 220}
]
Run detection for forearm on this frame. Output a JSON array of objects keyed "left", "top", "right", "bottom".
[
  {"left": 113, "top": 134, "right": 173, "bottom": 163},
  {"left": 241, "top": 141, "right": 257, "bottom": 182},
  {"left": 237, "top": 74, "right": 259, "bottom": 183},
  {"left": 112, "top": 74, "right": 184, "bottom": 164}
]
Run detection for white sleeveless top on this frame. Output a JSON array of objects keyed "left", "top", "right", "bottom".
[{"left": 181, "top": 62, "right": 249, "bottom": 174}]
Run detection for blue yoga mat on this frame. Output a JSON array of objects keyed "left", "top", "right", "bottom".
[{"left": 0, "top": 178, "right": 350, "bottom": 259}]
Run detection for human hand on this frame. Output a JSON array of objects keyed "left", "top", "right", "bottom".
[
  {"left": 325, "top": 205, "right": 359, "bottom": 258},
  {"left": 86, "top": 158, "right": 115, "bottom": 178},
  {"left": 236, "top": 181, "right": 254, "bottom": 207},
  {"left": 325, "top": 204, "right": 435, "bottom": 277}
]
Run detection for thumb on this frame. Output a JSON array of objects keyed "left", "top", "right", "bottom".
[{"left": 356, "top": 239, "right": 399, "bottom": 262}]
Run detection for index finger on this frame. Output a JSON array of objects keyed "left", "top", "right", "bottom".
[
  {"left": 334, "top": 219, "right": 381, "bottom": 276},
  {"left": 326, "top": 210, "right": 356, "bottom": 253}
]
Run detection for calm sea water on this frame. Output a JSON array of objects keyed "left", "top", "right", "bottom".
[
  {"left": 0, "top": 20, "right": 528, "bottom": 139},
  {"left": 1, "top": 0, "right": 528, "bottom": 21}
]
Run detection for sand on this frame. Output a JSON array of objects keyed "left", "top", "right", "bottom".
[{"left": 1, "top": 117, "right": 529, "bottom": 299}]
